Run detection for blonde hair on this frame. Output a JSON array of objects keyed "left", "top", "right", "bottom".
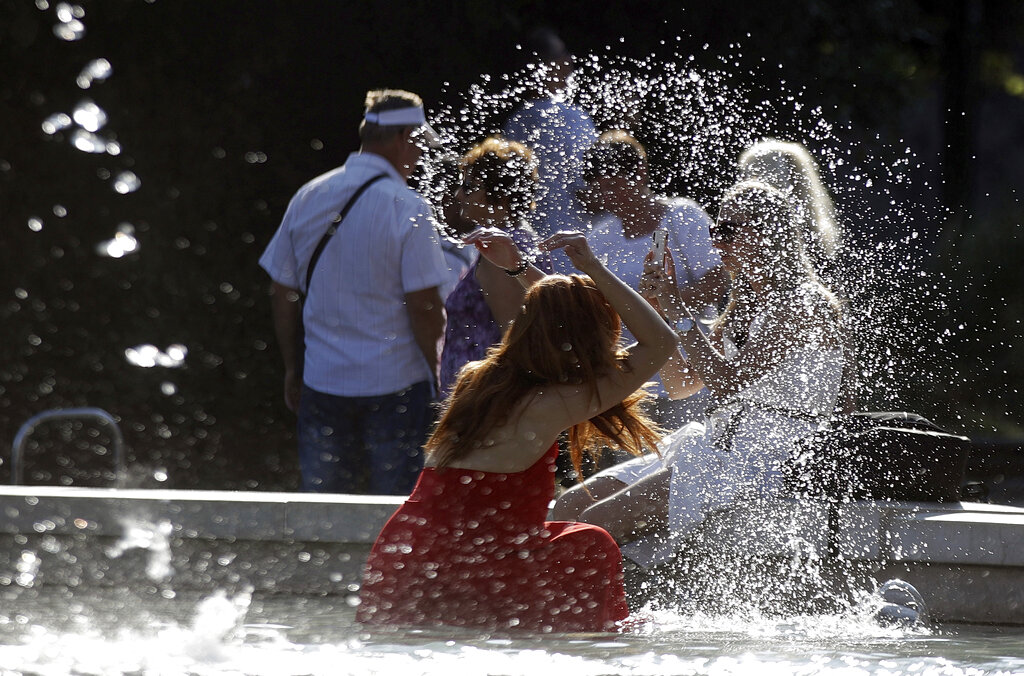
[
  {"left": 426, "top": 275, "right": 661, "bottom": 479},
  {"left": 713, "top": 180, "right": 838, "bottom": 331},
  {"left": 738, "top": 140, "right": 840, "bottom": 266},
  {"left": 460, "top": 136, "right": 538, "bottom": 222}
]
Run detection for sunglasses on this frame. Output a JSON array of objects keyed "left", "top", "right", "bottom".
[{"left": 710, "top": 219, "right": 745, "bottom": 244}]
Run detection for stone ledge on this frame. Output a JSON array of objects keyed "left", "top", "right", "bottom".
[{"left": 0, "top": 487, "right": 403, "bottom": 544}]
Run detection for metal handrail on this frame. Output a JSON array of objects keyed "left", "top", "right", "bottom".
[{"left": 10, "top": 407, "right": 125, "bottom": 487}]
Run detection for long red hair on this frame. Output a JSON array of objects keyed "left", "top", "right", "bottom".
[{"left": 426, "top": 274, "right": 661, "bottom": 478}]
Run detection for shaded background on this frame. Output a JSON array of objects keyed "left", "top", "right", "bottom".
[{"left": 1, "top": 0, "right": 1022, "bottom": 490}]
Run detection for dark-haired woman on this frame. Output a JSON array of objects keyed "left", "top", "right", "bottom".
[{"left": 357, "top": 229, "right": 675, "bottom": 632}]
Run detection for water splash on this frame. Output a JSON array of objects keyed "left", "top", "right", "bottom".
[
  {"left": 77, "top": 58, "right": 113, "bottom": 89},
  {"left": 112, "top": 170, "right": 142, "bottom": 194},
  {"left": 96, "top": 222, "right": 140, "bottom": 258},
  {"left": 106, "top": 518, "right": 173, "bottom": 581},
  {"left": 41, "top": 112, "right": 72, "bottom": 135},
  {"left": 72, "top": 99, "right": 107, "bottom": 132},
  {"left": 123, "top": 343, "right": 188, "bottom": 368},
  {"left": 52, "top": 2, "right": 85, "bottom": 41},
  {"left": 183, "top": 589, "right": 254, "bottom": 663},
  {"left": 426, "top": 51, "right": 949, "bottom": 413},
  {"left": 15, "top": 550, "right": 41, "bottom": 587}
]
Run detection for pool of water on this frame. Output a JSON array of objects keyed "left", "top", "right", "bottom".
[{"left": 1, "top": 586, "right": 1023, "bottom": 675}]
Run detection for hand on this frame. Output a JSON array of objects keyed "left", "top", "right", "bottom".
[
  {"left": 639, "top": 247, "right": 684, "bottom": 319},
  {"left": 463, "top": 227, "right": 525, "bottom": 271},
  {"left": 541, "top": 231, "right": 600, "bottom": 274}
]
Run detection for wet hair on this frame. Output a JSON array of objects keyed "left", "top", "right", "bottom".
[
  {"left": 359, "top": 89, "right": 423, "bottom": 145},
  {"left": 714, "top": 180, "right": 839, "bottom": 331},
  {"left": 460, "top": 136, "right": 539, "bottom": 222},
  {"left": 738, "top": 140, "right": 841, "bottom": 265},
  {"left": 426, "top": 274, "right": 661, "bottom": 479},
  {"left": 583, "top": 129, "right": 646, "bottom": 183}
]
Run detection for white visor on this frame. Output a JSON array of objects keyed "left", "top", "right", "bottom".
[{"left": 364, "top": 105, "right": 442, "bottom": 148}]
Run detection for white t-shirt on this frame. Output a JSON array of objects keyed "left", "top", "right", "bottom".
[
  {"left": 589, "top": 197, "right": 722, "bottom": 395},
  {"left": 590, "top": 197, "right": 720, "bottom": 295},
  {"left": 259, "top": 152, "right": 451, "bottom": 397}
]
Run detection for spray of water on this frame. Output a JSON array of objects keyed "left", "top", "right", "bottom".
[
  {"left": 106, "top": 517, "right": 173, "bottom": 581},
  {"left": 420, "top": 50, "right": 954, "bottom": 626}
]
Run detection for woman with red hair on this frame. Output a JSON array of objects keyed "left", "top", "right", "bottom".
[{"left": 358, "top": 229, "right": 675, "bottom": 632}]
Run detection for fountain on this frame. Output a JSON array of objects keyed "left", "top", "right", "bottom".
[{"left": 3, "top": 3, "right": 1024, "bottom": 674}]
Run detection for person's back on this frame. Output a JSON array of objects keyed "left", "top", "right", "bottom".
[
  {"left": 357, "top": 229, "right": 676, "bottom": 631},
  {"left": 260, "top": 88, "right": 450, "bottom": 495},
  {"left": 285, "top": 160, "right": 443, "bottom": 395}
]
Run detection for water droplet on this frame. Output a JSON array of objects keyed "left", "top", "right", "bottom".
[
  {"left": 41, "top": 112, "right": 72, "bottom": 135},
  {"left": 72, "top": 100, "right": 107, "bottom": 132},
  {"left": 70, "top": 129, "right": 107, "bottom": 153},
  {"left": 53, "top": 19, "right": 85, "bottom": 41},
  {"left": 76, "top": 58, "right": 112, "bottom": 89},
  {"left": 96, "top": 223, "right": 138, "bottom": 258},
  {"left": 112, "top": 170, "right": 140, "bottom": 194}
]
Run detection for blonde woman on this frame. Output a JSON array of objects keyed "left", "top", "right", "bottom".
[{"left": 553, "top": 181, "right": 844, "bottom": 568}]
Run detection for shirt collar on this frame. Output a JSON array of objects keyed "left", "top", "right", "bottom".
[{"left": 347, "top": 151, "right": 405, "bottom": 182}]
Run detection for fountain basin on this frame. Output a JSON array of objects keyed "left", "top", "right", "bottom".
[{"left": 0, "top": 486, "right": 1021, "bottom": 624}]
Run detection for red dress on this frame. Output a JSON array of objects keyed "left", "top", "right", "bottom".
[{"left": 357, "top": 444, "right": 630, "bottom": 632}]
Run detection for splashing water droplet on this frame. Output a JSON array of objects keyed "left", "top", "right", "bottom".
[
  {"left": 70, "top": 129, "right": 106, "bottom": 153},
  {"left": 76, "top": 58, "right": 112, "bottom": 89},
  {"left": 112, "top": 170, "right": 141, "bottom": 194},
  {"left": 41, "top": 112, "right": 72, "bottom": 134},
  {"left": 53, "top": 19, "right": 84, "bottom": 41},
  {"left": 72, "top": 100, "right": 107, "bottom": 132},
  {"left": 96, "top": 223, "right": 139, "bottom": 258}
]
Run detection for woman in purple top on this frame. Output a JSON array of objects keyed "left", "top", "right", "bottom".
[{"left": 440, "top": 137, "right": 552, "bottom": 394}]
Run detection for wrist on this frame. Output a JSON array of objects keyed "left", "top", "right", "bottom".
[
  {"left": 576, "top": 257, "right": 606, "bottom": 278},
  {"left": 504, "top": 258, "right": 529, "bottom": 277}
]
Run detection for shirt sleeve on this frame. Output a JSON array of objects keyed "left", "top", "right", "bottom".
[
  {"left": 398, "top": 193, "right": 452, "bottom": 294},
  {"left": 258, "top": 197, "right": 302, "bottom": 290}
]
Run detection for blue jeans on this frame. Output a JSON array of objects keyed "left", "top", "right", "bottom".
[{"left": 297, "top": 381, "right": 433, "bottom": 494}]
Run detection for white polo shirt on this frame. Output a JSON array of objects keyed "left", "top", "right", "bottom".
[{"left": 260, "top": 152, "right": 450, "bottom": 397}]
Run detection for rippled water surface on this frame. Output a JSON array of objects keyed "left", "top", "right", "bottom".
[{"left": 1, "top": 587, "right": 1022, "bottom": 675}]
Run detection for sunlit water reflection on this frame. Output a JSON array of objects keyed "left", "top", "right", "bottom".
[{"left": 0, "top": 587, "right": 1021, "bottom": 675}]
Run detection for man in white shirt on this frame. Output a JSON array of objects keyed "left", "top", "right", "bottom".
[
  {"left": 260, "top": 89, "right": 449, "bottom": 494},
  {"left": 581, "top": 130, "right": 728, "bottom": 428}
]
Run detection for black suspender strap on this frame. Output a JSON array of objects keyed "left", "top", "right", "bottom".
[{"left": 303, "top": 173, "right": 388, "bottom": 296}]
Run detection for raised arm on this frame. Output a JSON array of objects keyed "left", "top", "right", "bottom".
[
  {"left": 541, "top": 231, "right": 676, "bottom": 422},
  {"left": 642, "top": 250, "right": 839, "bottom": 396},
  {"left": 464, "top": 227, "right": 547, "bottom": 288}
]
